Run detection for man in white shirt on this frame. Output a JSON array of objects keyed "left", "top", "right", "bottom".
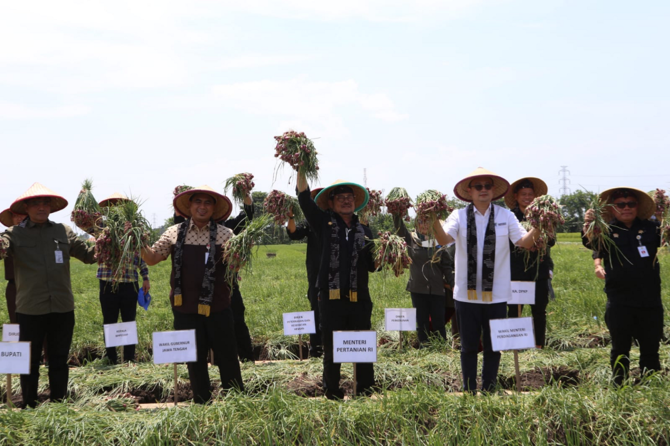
[{"left": 434, "top": 167, "right": 540, "bottom": 394}]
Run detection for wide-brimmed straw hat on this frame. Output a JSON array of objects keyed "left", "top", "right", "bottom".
[
  {"left": 600, "top": 186, "right": 655, "bottom": 221},
  {"left": 310, "top": 188, "right": 323, "bottom": 200},
  {"left": 173, "top": 185, "right": 232, "bottom": 222},
  {"left": 10, "top": 183, "right": 68, "bottom": 215},
  {"left": 454, "top": 167, "right": 510, "bottom": 202},
  {"left": 504, "top": 177, "right": 548, "bottom": 209},
  {"left": 0, "top": 208, "right": 26, "bottom": 227},
  {"left": 99, "top": 192, "right": 130, "bottom": 207},
  {"left": 314, "top": 180, "right": 369, "bottom": 213}
]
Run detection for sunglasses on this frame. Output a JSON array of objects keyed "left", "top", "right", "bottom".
[
  {"left": 470, "top": 184, "right": 493, "bottom": 191},
  {"left": 614, "top": 201, "right": 637, "bottom": 209},
  {"left": 334, "top": 194, "right": 355, "bottom": 203}
]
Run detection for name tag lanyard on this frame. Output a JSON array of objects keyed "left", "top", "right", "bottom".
[
  {"left": 54, "top": 239, "right": 63, "bottom": 263},
  {"left": 637, "top": 235, "right": 649, "bottom": 258}
]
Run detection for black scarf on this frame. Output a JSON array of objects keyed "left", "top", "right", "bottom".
[
  {"left": 466, "top": 204, "right": 496, "bottom": 302},
  {"left": 173, "top": 218, "right": 218, "bottom": 316},
  {"left": 327, "top": 214, "right": 366, "bottom": 302}
]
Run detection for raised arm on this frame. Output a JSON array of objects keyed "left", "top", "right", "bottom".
[
  {"left": 66, "top": 225, "right": 96, "bottom": 264},
  {"left": 433, "top": 219, "right": 455, "bottom": 246},
  {"left": 392, "top": 214, "right": 412, "bottom": 244}
]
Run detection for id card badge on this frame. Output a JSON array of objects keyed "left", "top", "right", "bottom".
[
  {"left": 638, "top": 246, "right": 649, "bottom": 258},
  {"left": 55, "top": 250, "right": 64, "bottom": 263},
  {"left": 205, "top": 244, "right": 210, "bottom": 264}
]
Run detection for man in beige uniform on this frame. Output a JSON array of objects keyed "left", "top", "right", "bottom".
[{"left": 0, "top": 183, "right": 96, "bottom": 408}]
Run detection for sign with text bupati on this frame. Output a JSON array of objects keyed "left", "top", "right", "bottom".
[
  {"left": 104, "top": 321, "right": 138, "bottom": 348},
  {"left": 2, "top": 324, "right": 20, "bottom": 342},
  {"left": 489, "top": 317, "right": 536, "bottom": 351},
  {"left": 283, "top": 311, "right": 316, "bottom": 336},
  {"left": 333, "top": 331, "right": 377, "bottom": 363},
  {"left": 507, "top": 281, "right": 536, "bottom": 305},
  {"left": 152, "top": 330, "right": 197, "bottom": 364},
  {"left": 0, "top": 342, "right": 30, "bottom": 374},
  {"left": 384, "top": 308, "right": 416, "bottom": 332}
]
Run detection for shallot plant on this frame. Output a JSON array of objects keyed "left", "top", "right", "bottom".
[
  {"left": 263, "top": 190, "right": 303, "bottom": 225},
  {"left": 372, "top": 231, "right": 412, "bottom": 277},
  {"left": 224, "top": 173, "right": 255, "bottom": 206},
  {"left": 222, "top": 214, "right": 271, "bottom": 286},
  {"left": 71, "top": 179, "right": 102, "bottom": 233},
  {"left": 358, "top": 188, "right": 384, "bottom": 225},
  {"left": 385, "top": 187, "right": 413, "bottom": 222},
  {"left": 273, "top": 130, "right": 319, "bottom": 183}
]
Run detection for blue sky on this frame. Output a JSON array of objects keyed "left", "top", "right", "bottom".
[{"left": 2, "top": 0, "right": 669, "bottom": 227}]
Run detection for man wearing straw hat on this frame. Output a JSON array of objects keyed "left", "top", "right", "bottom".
[
  {"left": 0, "top": 208, "right": 26, "bottom": 324},
  {"left": 297, "top": 174, "right": 377, "bottom": 399},
  {"left": 142, "top": 185, "right": 243, "bottom": 403},
  {"left": 433, "top": 168, "right": 541, "bottom": 394},
  {"left": 95, "top": 193, "right": 150, "bottom": 364},
  {"left": 0, "top": 183, "right": 97, "bottom": 408},
  {"left": 583, "top": 187, "right": 661, "bottom": 386},
  {"left": 286, "top": 187, "right": 324, "bottom": 358},
  {"left": 504, "top": 177, "right": 555, "bottom": 349}
]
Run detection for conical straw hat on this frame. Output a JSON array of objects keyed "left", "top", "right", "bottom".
[
  {"left": 504, "top": 177, "right": 548, "bottom": 209},
  {"left": 173, "top": 185, "right": 232, "bottom": 222},
  {"left": 599, "top": 186, "right": 655, "bottom": 221},
  {"left": 454, "top": 167, "right": 510, "bottom": 202},
  {"left": 10, "top": 183, "right": 68, "bottom": 215},
  {"left": 0, "top": 208, "right": 26, "bottom": 227},
  {"left": 314, "top": 180, "right": 369, "bottom": 213},
  {"left": 99, "top": 192, "right": 130, "bottom": 207}
]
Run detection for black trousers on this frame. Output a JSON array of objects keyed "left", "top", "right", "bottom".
[
  {"left": 605, "top": 303, "right": 663, "bottom": 385},
  {"left": 17, "top": 311, "right": 75, "bottom": 408},
  {"left": 507, "top": 279, "right": 549, "bottom": 347},
  {"left": 172, "top": 308, "right": 243, "bottom": 404},
  {"left": 99, "top": 281, "right": 138, "bottom": 363},
  {"left": 411, "top": 292, "right": 446, "bottom": 344},
  {"left": 230, "top": 286, "right": 254, "bottom": 362},
  {"left": 320, "top": 298, "right": 375, "bottom": 398},
  {"left": 455, "top": 301, "right": 507, "bottom": 393},
  {"left": 5, "top": 280, "right": 17, "bottom": 323},
  {"left": 308, "top": 284, "right": 322, "bottom": 354}
]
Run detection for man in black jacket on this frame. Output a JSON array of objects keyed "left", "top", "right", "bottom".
[
  {"left": 297, "top": 173, "right": 377, "bottom": 399},
  {"left": 583, "top": 187, "right": 661, "bottom": 386}
]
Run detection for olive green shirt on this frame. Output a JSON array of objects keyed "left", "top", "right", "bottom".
[{"left": 0, "top": 219, "right": 96, "bottom": 315}]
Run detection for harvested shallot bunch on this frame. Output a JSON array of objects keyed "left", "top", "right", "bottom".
[
  {"left": 222, "top": 215, "right": 271, "bottom": 286},
  {"left": 372, "top": 231, "right": 411, "bottom": 277},
  {"left": 71, "top": 179, "right": 102, "bottom": 233},
  {"left": 358, "top": 188, "right": 383, "bottom": 225},
  {"left": 225, "top": 173, "right": 255, "bottom": 205},
  {"left": 263, "top": 190, "right": 303, "bottom": 225},
  {"left": 385, "top": 187, "right": 413, "bottom": 222},
  {"left": 273, "top": 130, "right": 319, "bottom": 182}
]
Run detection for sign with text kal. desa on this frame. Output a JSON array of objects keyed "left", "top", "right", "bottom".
[{"left": 283, "top": 311, "right": 316, "bottom": 336}]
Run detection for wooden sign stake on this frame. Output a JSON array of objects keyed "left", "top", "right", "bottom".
[{"left": 173, "top": 364, "right": 179, "bottom": 406}]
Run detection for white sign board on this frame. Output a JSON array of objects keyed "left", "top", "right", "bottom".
[
  {"left": 152, "top": 330, "right": 197, "bottom": 364},
  {"left": 104, "top": 321, "right": 139, "bottom": 348},
  {"left": 507, "top": 281, "right": 536, "bottom": 305},
  {"left": 384, "top": 308, "right": 416, "bottom": 332},
  {"left": 489, "top": 317, "right": 536, "bottom": 351},
  {"left": 2, "top": 324, "right": 20, "bottom": 342},
  {"left": 333, "top": 331, "right": 377, "bottom": 364},
  {"left": 0, "top": 342, "right": 31, "bottom": 374},
  {"left": 283, "top": 311, "right": 316, "bottom": 336}
]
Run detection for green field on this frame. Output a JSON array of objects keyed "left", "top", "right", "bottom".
[{"left": 1, "top": 235, "right": 669, "bottom": 445}]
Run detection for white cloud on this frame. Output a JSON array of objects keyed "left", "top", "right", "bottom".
[
  {"left": 212, "top": 77, "right": 407, "bottom": 136},
  {"left": 0, "top": 102, "right": 90, "bottom": 119},
  {"left": 213, "top": 54, "right": 315, "bottom": 70}
]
